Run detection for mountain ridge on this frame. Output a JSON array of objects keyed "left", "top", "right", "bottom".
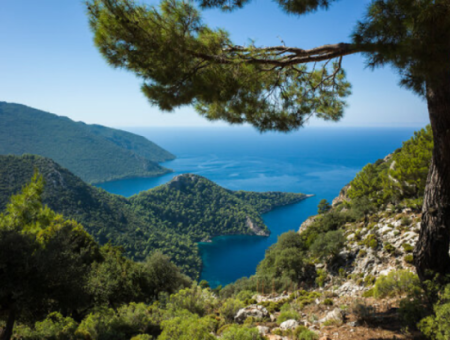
[{"left": 0, "top": 102, "right": 175, "bottom": 183}]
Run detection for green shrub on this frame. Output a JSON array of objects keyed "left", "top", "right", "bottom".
[
  {"left": 130, "top": 335, "right": 153, "bottom": 340},
  {"left": 384, "top": 242, "right": 396, "bottom": 254},
  {"left": 168, "top": 283, "right": 217, "bottom": 316},
  {"left": 219, "top": 298, "right": 244, "bottom": 323},
  {"left": 373, "top": 270, "right": 421, "bottom": 299},
  {"left": 323, "top": 298, "right": 334, "bottom": 306},
  {"left": 418, "top": 285, "right": 450, "bottom": 340},
  {"left": 401, "top": 217, "right": 412, "bottom": 226},
  {"left": 159, "top": 313, "right": 216, "bottom": 340},
  {"left": 14, "top": 312, "right": 78, "bottom": 340},
  {"left": 221, "top": 325, "right": 264, "bottom": 340},
  {"left": 360, "top": 234, "right": 378, "bottom": 249},
  {"left": 362, "top": 289, "right": 374, "bottom": 298},
  {"left": 277, "top": 310, "right": 300, "bottom": 324},
  {"left": 294, "top": 326, "right": 319, "bottom": 340},
  {"left": 404, "top": 254, "right": 414, "bottom": 264},
  {"left": 364, "top": 275, "right": 376, "bottom": 286},
  {"left": 310, "top": 230, "right": 345, "bottom": 260},
  {"left": 351, "top": 300, "right": 376, "bottom": 323},
  {"left": 399, "top": 297, "right": 428, "bottom": 327},
  {"left": 402, "top": 243, "right": 414, "bottom": 253},
  {"left": 316, "top": 269, "right": 327, "bottom": 287},
  {"left": 235, "top": 290, "right": 254, "bottom": 301}
]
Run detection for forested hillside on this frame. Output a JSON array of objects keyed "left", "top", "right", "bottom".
[
  {"left": 0, "top": 102, "right": 175, "bottom": 183},
  {"left": 0, "top": 155, "right": 307, "bottom": 278}
]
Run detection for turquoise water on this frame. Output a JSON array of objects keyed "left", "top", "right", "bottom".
[{"left": 96, "top": 127, "right": 421, "bottom": 287}]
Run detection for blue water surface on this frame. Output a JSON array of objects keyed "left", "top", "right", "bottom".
[{"left": 96, "top": 126, "right": 421, "bottom": 287}]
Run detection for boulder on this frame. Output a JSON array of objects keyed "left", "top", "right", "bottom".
[
  {"left": 319, "top": 308, "right": 344, "bottom": 325},
  {"left": 256, "top": 326, "right": 270, "bottom": 336},
  {"left": 234, "top": 305, "right": 270, "bottom": 323},
  {"left": 280, "top": 319, "right": 299, "bottom": 330}
]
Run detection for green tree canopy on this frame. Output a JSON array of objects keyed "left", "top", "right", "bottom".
[{"left": 0, "top": 173, "right": 100, "bottom": 340}]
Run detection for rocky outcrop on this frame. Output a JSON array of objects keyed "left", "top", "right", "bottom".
[
  {"left": 331, "top": 184, "right": 350, "bottom": 207},
  {"left": 280, "top": 320, "right": 299, "bottom": 330},
  {"left": 298, "top": 216, "right": 317, "bottom": 234},
  {"left": 246, "top": 217, "right": 270, "bottom": 236},
  {"left": 319, "top": 308, "right": 344, "bottom": 325},
  {"left": 234, "top": 305, "right": 270, "bottom": 323}
]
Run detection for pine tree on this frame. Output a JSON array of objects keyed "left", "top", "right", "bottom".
[{"left": 86, "top": 0, "right": 450, "bottom": 285}]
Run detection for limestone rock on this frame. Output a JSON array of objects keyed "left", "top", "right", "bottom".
[
  {"left": 280, "top": 319, "right": 299, "bottom": 330},
  {"left": 256, "top": 325, "right": 270, "bottom": 336},
  {"left": 234, "top": 305, "right": 270, "bottom": 323},
  {"left": 320, "top": 308, "right": 344, "bottom": 324}
]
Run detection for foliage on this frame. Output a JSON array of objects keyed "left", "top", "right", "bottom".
[
  {"left": 373, "top": 270, "right": 421, "bottom": 299},
  {"left": 86, "top": 0, "right": 350, "bottom": 132},
  {"left": 418, "top": 285, "right": 450, "bottom": 340},
  {"left": 0, "top": 173, "right": 100, "bottom": 337},
  {"left": 310, "top": 230, "right": 345, "bottom": 260},
  {"left": 219, "top": 299, "right": 244, "bottom": 323},
  {"left": 158, "top": 313, "right": 216, "bottom": 340},
  {"left": 0, "top": 102, "right": 174, "bottom": 183},
  {"left": 167, "top": 283, "right": 217, "bottom": 317},
  {"left": 14, "top": 312, "right": 79, "bottom": 340},
  {"left": 256, "top": 231, "right": 308, "bottom": 282},
  {"left": 347, "top": 126, "right": 432, "bottom": 206},
  {"left": 317, "top": 199, "right": 331, "bottom": 214},
  {"left": 220, "top": 325, "right": 264, "bottom": 340},
  {"left": 277, "top": 310, "right": 300, "bottom": 324}
]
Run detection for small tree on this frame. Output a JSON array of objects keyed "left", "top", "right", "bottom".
[
  {"left": 317, "top": 199, "right": 331, "bottom": 214},
  {"left": 0, "top": 173, "right": 100, "bottom": 340},
  {"left": 310, "top": 230, "right": 345, "bottom": 261}
]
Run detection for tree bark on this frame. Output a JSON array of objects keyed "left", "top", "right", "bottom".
[
  {"left": 0, "top": 308, "right": 15, "bottom": 340},
  {"left": 414, "top": 72, "right": 450, "bottom": 286}
]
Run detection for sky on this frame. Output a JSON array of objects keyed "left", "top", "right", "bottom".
[{"left": 0, "top": 0, "right": 429, "bottom": 129}]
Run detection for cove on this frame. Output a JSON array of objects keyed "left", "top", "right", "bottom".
[{"left": 96, "top": 126, "right": 422, "bottom": 287}]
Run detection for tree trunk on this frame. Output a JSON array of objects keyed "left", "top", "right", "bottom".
[
  {"left": 0, "top": 308, "right": 15, "bottom": 340},
  {"left": 414, "top": 72, "right": 450, "bottom": 286}
]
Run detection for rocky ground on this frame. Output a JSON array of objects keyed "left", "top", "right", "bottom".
[{"left": 230, "top": 202, "right": 425, "bottom": 339}]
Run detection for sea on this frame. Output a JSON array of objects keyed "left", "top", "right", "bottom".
[{"left": 96, "top": 126, "right": 421, "bottom": 287}]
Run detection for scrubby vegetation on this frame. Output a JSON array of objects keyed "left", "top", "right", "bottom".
[{"left": 0, "top": 102, "right": 175, "bottom": 183}]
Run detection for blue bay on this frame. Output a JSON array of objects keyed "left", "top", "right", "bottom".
[{"left": 96, "top": 126, "right": 421, "bottom": 287}]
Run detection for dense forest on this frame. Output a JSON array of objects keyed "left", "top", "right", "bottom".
[
  {"left": 0, "top": 102, "right": 175, "bottom": 183},
  {"left": 0, "top": 155, "right": 307, "bottom": 278}
]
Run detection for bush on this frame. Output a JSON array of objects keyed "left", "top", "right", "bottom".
[
  {"left": 384, "top": 242, "right": 396, "bottom": 254},
  {"left": 399, "top": 297, "right": 428, "bottom": 327},
  {"left": 310, "top": 230, "right": 345, "bottom": 260},
  {"left": 316, "top": 269, "right": 327, "bottom": 288},
  {"left": 404, "top": 254, "right": 414, "bottom": 264},
  {"left": 277, "top": 310, "right": 300, "bottom": 324},
  {"left": 219, "top": 298, "right": 244, "bottom": 323},
  {"left": 168, "top": 283, "right": 217, "bottom": 316},
  {"left": 402, "top": 243, "right": 414, "bottom": 253},
  {"left": 361, "top": 234, "right": 378, "bottom": 249},
  {"left": 159, "top": 313, "right": 216, "bottom": 340},
  {"left": 401, "top": 216, "right": 412, "bottom": 226},
  {"left": 323, "top": 298, "right": 334, "bottom": 306},
  {"left": 351, "top": 300, "right": 376, "bottom": 323},
  {"left": 418, "top": 285, "right": 450, "bottom": 340},
  {"left": 221, "top": 325, "right": 264, "bottom": 340},
  {"left": 14, "top": 312, "right": 78, "bottom": 340},
  {"left": 373, "top": 270, "right": 421, "bottom": 298},
  {"left": 235, "top": 290, "right": 254, "bottom": 301}
]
